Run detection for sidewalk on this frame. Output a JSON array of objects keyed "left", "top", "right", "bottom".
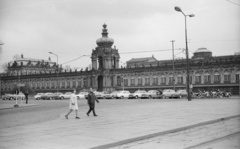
[
  {"left": 0, "top": 98, "right": 239, "bottom": 149},
  {"left": 0, "top": 102, "right": 39, "bottom": 110}
]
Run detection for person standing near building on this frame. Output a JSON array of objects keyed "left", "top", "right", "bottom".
[
  {"left": 65, "top": 89, "right": 80, "bottom": 119},
  {"left": 24, "top": 90, "right": 29, "bottom": 104},
  {"left": 86, "top": 88, "right": 99, "bottom": 117}
]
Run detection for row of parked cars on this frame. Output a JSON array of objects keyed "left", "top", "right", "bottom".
[
  {"left": 34, "top": 92, "right": 89, "bottom": 100},
  {"left": 2, "top": 92, "right": 26, "bottom": 100},
  {"left": 86, "top": 89, "right": 188, "bottom": 99}
]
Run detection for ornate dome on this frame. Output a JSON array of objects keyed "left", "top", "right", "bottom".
[
  {"left": 96, "top": 24, "right": 114, "bottom": 47},
  {"left": 194, "top": 47, "right": 212, "bottom": 53},
  {"left": 193, "top": 47, "right": 212, "bottom": 59}
]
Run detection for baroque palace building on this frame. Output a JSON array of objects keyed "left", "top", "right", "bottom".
[{"left": 1, "top": 24, "right": 240, "bottom": 95}]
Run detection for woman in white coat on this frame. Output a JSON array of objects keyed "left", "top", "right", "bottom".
[{"left": 65, "top": 89, "right": 80, "bottom": 119}]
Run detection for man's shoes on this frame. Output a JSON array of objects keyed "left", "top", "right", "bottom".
[
  {"left": 94, "top": 115, "right": 98, "bottom": 117},
  {"left": 76, "top": 117, "right": 80, "bottom": 119},
  {"left": 65, "top": 115, "right": 68, "bottom": 119},
  {"left": 86, "top": 113, "right": 89, "bottom": 116}
]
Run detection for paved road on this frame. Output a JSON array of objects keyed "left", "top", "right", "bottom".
[
  {"left": 109, "top": 117, "right": 240, "bottom": 149},
  {"left": 0, "top": 97, "right": 239, "bottom": 149}
]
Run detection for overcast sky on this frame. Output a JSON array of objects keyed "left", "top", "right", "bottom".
[{"left": 0, "top": 0, "right": 239, "bottom": 72}]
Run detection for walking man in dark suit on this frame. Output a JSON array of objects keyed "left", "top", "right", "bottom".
[
  {"left": 24, "top": 90, "right": 29, "bottom": 104},
  {"left": 86, "top": 88, "right": 99, "bottom": 117}
]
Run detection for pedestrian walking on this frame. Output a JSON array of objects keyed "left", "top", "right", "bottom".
[
  {"left": 24, "top": 90, "right": 29, "bottom": 104},
  {"left": 65, "top": 89, "right": 80, "bottom": 119},
  {"left": 86, "top": 88, "right": 99, "bottom": 117}
]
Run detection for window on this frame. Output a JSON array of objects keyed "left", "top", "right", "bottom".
[
  {"left": 72, "top": 81, "right": 76, "bottom": 87},
  {"left": 224, "top": 75, "right": 230, "bottom": 81},
  {"left": 236, "top": 74, "right": 239, "bottom": 82},
  {"left": 67, "top": 81, "right": 70, "bottom": 87},
  {"left": 78, "top": 80, "right": 81, "bottom": 87},
  {"left": 124, "top": 79, "right": 128, "bottom": 86},
  {"left": 214, "top": 74, "right": 220, "bottom": 82},
  {"left": 83, "top": 78, "right": 87, "bottom": 86},
  {"left": 62, "top": 82, "right": 65, "bottom": 87},
  {"left": 138, "top": 78, "right": 142, "bottom": 85},
  {"left": 131, "top": 78, "right": 135, "bottom": 85},
  {"left": 177, "top": 76, "right": 183, "bottom": 83},
  {"left": 195, "top": 76, "right": 201, "bottom": 83},
  {"left": 169, "top": 76, "right": 174, "bottom": 83},
  {"left": 161, "top": 76, "right": 166, "bottom": 84},
  {"left": 145, "top": 78, "right": 150, "bottom": 85},
  {"left": 52, "top": 82, "right": 55, "bottom": 88},
  {"left": 153, "top": 77, "right": 158, "bottom": 84},
  {"left": 117, "top": 76, "right": 121, "bottom": 86},
  {"left": 204, "top": 75, "right": 211, "bottom": 82}
]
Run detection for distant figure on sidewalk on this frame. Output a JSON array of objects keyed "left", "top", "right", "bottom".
[
  {"left": 15, "top": 89, "right": 19, "bottom": 95},
  {"left": 24, "top": 90, "right": 29, "bottom": 104},
  {"left": 86, "top": 88, "right": 99, "bottom": 117},
  {"left": 65, "top": 89, "right": 80, "bottom": 119}
]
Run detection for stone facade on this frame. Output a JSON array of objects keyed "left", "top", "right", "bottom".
[{"left": 1, "top": 25, "right": 240, "bottom": 95}]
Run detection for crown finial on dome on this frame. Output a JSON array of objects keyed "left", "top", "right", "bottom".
[
  {"left": 102, "top": 24, "right": 108, "bottom": 37},
  {"left": 103, "top": 23, "right": 107, "bottom": 28}
]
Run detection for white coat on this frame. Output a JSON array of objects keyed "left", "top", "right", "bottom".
[{"left": 69, "top": 93, "right": 78, "bottom": 110}]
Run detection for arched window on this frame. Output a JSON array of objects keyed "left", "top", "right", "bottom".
[
  {"left": 138, "top": 77, "right": 142, "bottom": 85},
  {"left": 152, "top": 75, "right": 158, "bottom": 85},
  {"left": 177, "top": 73, "right": 183, "bottom": 84},
  {"left": 169, "top": 74, "right": 174, "bottom": 84},
  {"left": 236, "top": 71, "right": 240, "bottom": 82},
  {"left": 224, "top": 71, "right": 230, "bottom": 82},
  {"left": 214, "top": 72, "right": 220, "bottom": 82},
  {"left": 161, "top": 75, "right": 166, "bottom": 84},
  {"left": 195, "top": 73, "right": 201, "bottom": 83},
  {"left": 83, "top": 78, "right": 87, "bottom": 87},
  {"left": 204, "top": 72, "right": 210, "bottom": 83},
  {"left": 117, "top": 76, "right": 121, "bottom": 86}
]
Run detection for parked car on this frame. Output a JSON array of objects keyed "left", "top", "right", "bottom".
[
  {"left": 129, "top": 90, "right": 147, "bottom": 99},
  {"left": 59, "top": 92, "right": 72, "bottom": 100},
  {"left": 176, "top": 89, "right": 188, "bottom": 98},
  {"left": 116, "top": 90, "right": 130, "bottom": 99},
  {"left": 41, "top": 92, "right": 53, "bottom": 100},
  {"left": 95, "top": 91, "right": 108, "bottom": 99},
  {"left": 162, "top": 89, "right": 180, "bottom": 98},
  {"left": 141, "top": 90, "right": 160, "bottom": 99},
  {"left": 34, "top": 93, "right": 44, "bottom": 100},
  {"left": 104, "top": 91, "right": 119, "bottom": 99},
  {"left": 76, "top": 92, "right": 88, "bottom": 99},
  {"left": 5, "top": 92, "right": 25, "bottom": 100},
  {"left": 50, "top": 92, "right": 64, "bottom": 100},
  {"left": 152, "top": 90, "right": 163, "bottom": 99},
  {"left": 2, "top": 94, "right": 12, "bottom": 100}
]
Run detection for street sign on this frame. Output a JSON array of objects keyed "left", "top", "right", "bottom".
[{"left": 17, "top": 84, "right": 25, "bottom": 87}]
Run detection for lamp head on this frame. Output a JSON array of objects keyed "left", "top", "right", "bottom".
[
  {"left": 174, "top": 6, "right": 182, "bottom": 12},
  {"left": 189, "top": 14, "right": 195, "bottom": 17},
  {"left": 49, "top": 52, "right": 53, "bottom": 54}
]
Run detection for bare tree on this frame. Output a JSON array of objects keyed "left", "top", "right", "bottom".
[
  {"left": 13, "top": 54, "right": 20, "bottom": 60},
  {"left": 1, "top": 62, "right": 8, "bottom": 73},
  {"left": 64, "top": 65, "right": 71, "bottom": 71}
]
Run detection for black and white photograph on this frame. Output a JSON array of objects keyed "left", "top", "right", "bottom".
[{"left": 0, "top": 0, "right": 240, "bottom": 148}]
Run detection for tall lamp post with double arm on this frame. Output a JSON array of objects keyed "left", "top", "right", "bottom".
[
  {"left": 49, "top": 52, "right": 59, "bottom": 93},
  {"left": 174, "top": 6, "right": 194, "bottom": 101}
]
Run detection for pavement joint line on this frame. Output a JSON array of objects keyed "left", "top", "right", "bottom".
[
  {"left": 184, "top": 131, "right": 240, "bottom": 149},
  {"left": 90, "top": 114, "right": 240, "bottom": 149},
  {"left": 0, "top": 104, "right": 40, "bottom": 110}
]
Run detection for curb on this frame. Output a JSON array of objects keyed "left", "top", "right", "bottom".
[
  {"left": 91, "top": 114, "right": 240, "bottom": 149},
  {"left": 0, "top": 104, "right": 40, "bottom": 110}
]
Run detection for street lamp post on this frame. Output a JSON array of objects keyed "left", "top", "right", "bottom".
[
  {"left": 49, "top": 52, "right": 59, "bottom": 93},
  {"left": 171, "top": 40, "right": 175, "bottom": 91},
  {"left": 174, "top": 6, "right": 194, "bottom": 101}
]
